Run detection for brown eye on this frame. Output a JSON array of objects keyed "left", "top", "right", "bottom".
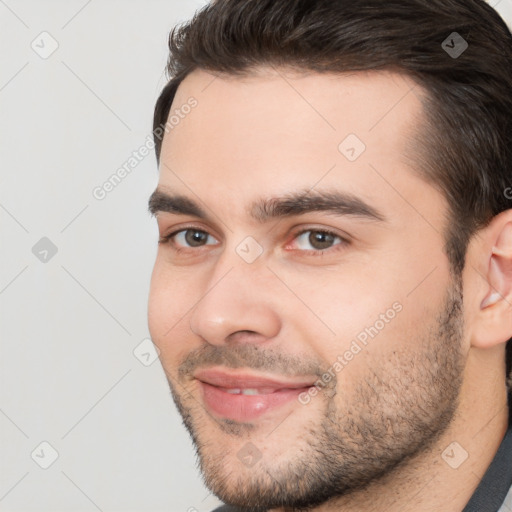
[
  {"left": 293, "top": 230, "right": 342, "bottom": 251},
  {"left": 167, "top": 229, "right": 218, "bottom": 248},
  {"left": 308, "top": 231, "right": 336, "bottom": 250},
  {"left": 184, "top": 230, "right": 209, "bottom": 247}
]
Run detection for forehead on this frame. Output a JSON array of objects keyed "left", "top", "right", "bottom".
[
  {"left": 170, "top": 66, "right": 423, "bottom": 142},
  {"left": 157, "top": 67, "right": 440, "bottom": 226}
]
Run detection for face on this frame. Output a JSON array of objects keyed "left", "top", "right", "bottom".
[{"left": 148, "top": 68, "right": 467, "bottom": 509}]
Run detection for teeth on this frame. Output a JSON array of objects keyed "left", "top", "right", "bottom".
[
  {"left": 241, "top": 389, "right": 259, "bottom": 395},
  {"left": 223, "top": 388, "right": 277, "bottom": 395}
]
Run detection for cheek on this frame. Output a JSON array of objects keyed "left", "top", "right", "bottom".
[
  {"left": 147, "top": 261, "right": 197, "bottom": 354},
  {"left": 147, "top": 260, "right": 167, "bottom": 338},
  {"left": 278, "top": 265, "right": 395, "bottom": 330},
  {"left": 279, "top": 257, "right": 448, "bottom": 368}
]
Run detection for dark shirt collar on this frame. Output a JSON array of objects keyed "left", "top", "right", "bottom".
[{"left": 462, "top": 389, "right": 512, "bottom": 512}]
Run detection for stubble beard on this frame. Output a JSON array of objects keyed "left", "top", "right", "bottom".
[{"left": 167, "top": 279, "right": 466, "bottom": 511}]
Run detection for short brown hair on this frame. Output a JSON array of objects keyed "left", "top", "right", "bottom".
[{"left": 153, "top": 0, "right": 512, "bottom": 391}]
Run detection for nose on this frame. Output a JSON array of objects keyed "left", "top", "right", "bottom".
[{"left": 188, "top": 261, "right": 282, "bottom": 346}]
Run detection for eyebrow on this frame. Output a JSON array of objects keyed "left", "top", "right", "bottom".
[
  {"left": 148, "top": 190, "right": 206, "bottom": 218},
  {"left": 148, "top": 188, "right": 386, "bottom": 223}
]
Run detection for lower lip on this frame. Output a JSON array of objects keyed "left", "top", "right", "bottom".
[{"left": 199, "top": 382, "right": 311, "bottom": 422}]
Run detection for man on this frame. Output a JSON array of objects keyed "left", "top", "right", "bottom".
[{"left": 147, "top": 0, "right": 512, "bottom": 510}]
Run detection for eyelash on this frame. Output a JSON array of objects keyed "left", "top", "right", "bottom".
[
  {"left": 287, "top": 229, "right": 349, "bottom": 256},
  {"left": 158, "top": 226, "right": 350, "bottom": 256}
]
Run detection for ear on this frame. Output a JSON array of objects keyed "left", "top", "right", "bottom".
[{"left": 469, "top": 211, "right": 512, "bottom": 349}]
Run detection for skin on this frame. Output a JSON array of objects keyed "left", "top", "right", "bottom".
[{"left": 147, "top": 67, "right": 512, "bottom": 511}]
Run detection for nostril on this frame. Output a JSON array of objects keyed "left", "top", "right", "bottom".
[{"left": 226, "top": 330, "right": 264, "bottom": 344}]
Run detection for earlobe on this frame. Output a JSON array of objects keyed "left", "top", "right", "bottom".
[
  {"left": 480, "top": 292, "right": 503, "bottom": 309},
  {"left": 482, "top": 221, "right": 512, "bottom": 309},
  {"left": 480, "top": 255, "right": 509, "bottom": 310},
  {"left": 472, "top": 218, "right": 512, "bottom": 348},
  {"left": 480, "top": 290, "right": 502, "bottom": 309}
]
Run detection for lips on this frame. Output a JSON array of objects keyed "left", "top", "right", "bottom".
[
  {"left": 194, "top": 368, "right": 316, "bottom": 391},
  {"left": 194, "top": 368, "right": 316, "bottom": 422}
]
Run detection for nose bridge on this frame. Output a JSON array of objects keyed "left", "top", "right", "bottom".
[{"left": 188, "top": 243, "right": 281, "bottom": 344}]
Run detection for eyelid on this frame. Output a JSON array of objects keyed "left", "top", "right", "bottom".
[
  {"left": 285, "top": 226, "right": 351, "bottom": 252},
  {"left": 158, "top": 224, "right": 220, "bottom": 247},
  {"left": 159, "top": 223, "right": 352, "bottom": 254}
]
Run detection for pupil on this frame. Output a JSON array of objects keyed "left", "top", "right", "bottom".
[
  {"left": 186, "top": 230, "right": 207, "bottom": 247},
  {"left": 309, "top": 231, "right": 334, "bottom": 250}
]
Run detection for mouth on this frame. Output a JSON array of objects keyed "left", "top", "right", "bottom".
[{"left": 194, "top": 368, "right": 316, "bottom": 422}]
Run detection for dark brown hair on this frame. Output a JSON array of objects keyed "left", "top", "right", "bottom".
[{"left": 153, "top": 0, "right": 512, "bottom": 391}]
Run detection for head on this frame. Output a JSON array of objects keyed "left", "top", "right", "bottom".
[{"left": 148, "top": 0, "right": 512, "bottom": 509}]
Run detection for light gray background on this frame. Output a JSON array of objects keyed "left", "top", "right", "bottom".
[
  {"left": 0, "top": 1, "right": 221, "bottom": 511},
  {"left": 1, "top": 1, "right": 511, "bottom": 511}
]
